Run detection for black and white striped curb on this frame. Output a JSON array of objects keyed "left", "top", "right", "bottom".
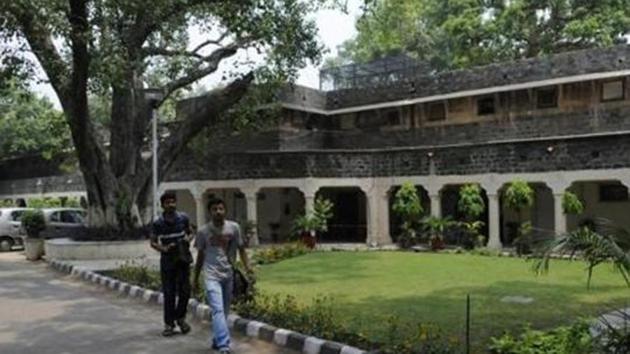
[{"left": 48, "top": 260, "right": 366, "bottom": 354}]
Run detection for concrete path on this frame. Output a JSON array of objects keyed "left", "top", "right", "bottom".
[{"left": 0, "top": 252, "right": 296, "bottom": 354}]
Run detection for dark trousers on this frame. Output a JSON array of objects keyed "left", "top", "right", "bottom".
[{"left": 160, "top": 257, "right": 191, "bottom": 326}]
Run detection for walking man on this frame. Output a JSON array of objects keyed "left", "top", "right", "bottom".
[
  {"left": 150, "top": 191, "right": 193, "bottom": 337},
  {"left": 193, "top": 197, "right": 252, "bottom": 354}
]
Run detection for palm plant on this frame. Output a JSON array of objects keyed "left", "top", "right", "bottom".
[{"left": 533, "top": 220, "right": 630, "bottom": 289}]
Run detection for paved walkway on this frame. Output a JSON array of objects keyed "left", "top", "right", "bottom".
[{"left": 0, "top": 252, "right": 296, "bottom": 354}]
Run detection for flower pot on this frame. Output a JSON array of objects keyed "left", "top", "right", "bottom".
[
  {"left": 300, "top": 230, "right": 316, "bottom": 249},
  {"left": 24, "top": 238, "right": 44, "bottom": 261},
  {"left": 430, "top": 237, "right": 445, "bottom": 251}
]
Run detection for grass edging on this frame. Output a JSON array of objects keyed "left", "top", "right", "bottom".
[{"left": 47, "top": 259, "right": 367, "bottom": 354}]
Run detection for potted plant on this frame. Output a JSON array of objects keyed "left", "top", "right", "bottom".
[
  {"left": 421, "top": 216, "right": 457, "bottom": 251},
  {"left": 392, "top": 182, "right": 424, "bottom": 249},
  {"left": 21, "top": 209, "right": 46, "bottom": 261},
  {"left": 457, "top": 183, "right": 486, "bottom": 248},
  {"left": 292, "top": 197, "right": 333, "bottom": 249},
  {"left": 503, "top": 179, "right": 534, "bottom": 255}
]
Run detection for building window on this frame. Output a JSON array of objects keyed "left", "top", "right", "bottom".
[
  {"left": 384, "top": 109, "right": 400, "bottom": 126},
  {"left": 601, "top": 80, "right": 625, "bottom": 102},
  {"left": 426, "top": 102, "right": 446, "bottom": 121},
  {"left": 477, "top": 96, "right": 496, "bottom": 115},
  {"left": 599, "top": 184, "right": 628, "bottom": 202},
  {"left": 536, "top": 87, "right": 558, "bottom": 108}
]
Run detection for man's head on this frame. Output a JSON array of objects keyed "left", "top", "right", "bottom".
[
  {"left": 207, "top": 197, "right": 226, "bottom": 224},
  {"left": 160, "top": 191, "right": 177, "bottom": 214}
]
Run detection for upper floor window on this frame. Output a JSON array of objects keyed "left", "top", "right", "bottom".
[
  {"left": 600, "top": 184, "right": 628, "bottom": 202},
  {"left": 477, "top": 96, "right": 495, "bottom": 115},
  {"left": 601, "top": 80, "right": 625, "bottom": 102},
  {"left": 426, "top": 102, "right": 446, "bottom": 121},
  {"left": 536, "top": 87, "right": 558, "bottom": 108},
  {"left": 384, "top": 109, "right": 401, "bottom": 126}
]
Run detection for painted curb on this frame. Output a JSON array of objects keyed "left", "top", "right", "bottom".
[{"left": 47, "top": 259, "right": 367, "bottom": 354}]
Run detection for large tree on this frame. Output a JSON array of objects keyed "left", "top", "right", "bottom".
[
  {"left": 335, "top": 0, "right": 630, "bottom": 70},
  {"left": 0, "top": 80, "right": 71, "bottom": 160},
  {"left": 1, "top": 0, "right": 335, "bottom": 229}
]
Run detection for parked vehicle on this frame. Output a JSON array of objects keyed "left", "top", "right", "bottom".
[
  {"left": 40, "top": 208, "right": 88, "bottom": 239},
  {"left": 0, "top": 208, "right": 33, "bottom": 251}
]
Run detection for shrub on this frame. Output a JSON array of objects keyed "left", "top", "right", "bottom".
[
  {"left": 489, "top": 321, "right": 594, "bottom": 354},
  {"left": 562, "top": 191, "right": 584, "bottom": 215},
  {"left": 21, "top": 209, "right": 46, "bottom": 238},
  {"left": 101, "top": 263, "right": 161, "bottom": 291},
  {"left": 251, "top": 242, "right": 310, "bottom": 265}
]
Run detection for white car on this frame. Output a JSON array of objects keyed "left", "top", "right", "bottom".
[{"left": 0, "top": 208, "right": 33, "bottom": 251}]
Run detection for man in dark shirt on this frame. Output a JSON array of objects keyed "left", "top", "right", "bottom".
[{"left": 150, "top": 191, "right": 193, "bottom": 337}]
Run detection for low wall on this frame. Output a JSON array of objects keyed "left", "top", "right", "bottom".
[{"left": 45, "top": 238, "right": 153, "bottom": 260}]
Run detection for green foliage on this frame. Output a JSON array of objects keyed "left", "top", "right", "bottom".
[
  {"left": 234, "top": 293, "right": 459, "bottom": 354},
  {"left": 0, "top": 199, "right": 14, "bottom": 207},
  {"left": 458, "top": 184, "right": 485, "bottom": 220},
  {"left": 504, "top": 180, "right": 534, "bottom": 212},
  {"left": 292, "top": 197, "right": 334, "bottom": 236},
  {"left": 534, "top": 226, "right": 630, "bottom": 289},
  {"left": 489, "top": 321, "right": 594, "bottom": 354},
  {"left": 562, "top": 191, "right": 584, "bottom": 215},
  {"left": 21, "top": 209, "right": 45, "bottom": 238},
  {"left": 421, "top": 216, "right": 457, "bottom": 250},
  {"left": 251, "top": 242, "right": 311, "bottom": 265},
  {"left": 392, "top": 182, "right": 424, "bottom": 248},
  {"left": 335, "top": 0, "right": 630, "bottom": 70},
  {"left": 379, "top": 317, "right": 460, "bottom": 354},
  {"left": 102, "top": 263, "right": 161, "bottom": 291},
  {"left": 27, "top": 197, "right": 81, "bottom": 208},
  {"left": 0, "top": 80, "right": 71, "bottom": 160}
]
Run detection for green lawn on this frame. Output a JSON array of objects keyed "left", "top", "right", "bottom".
[{"left": 256, "top": 251, "right": 630, "bottom": 349}]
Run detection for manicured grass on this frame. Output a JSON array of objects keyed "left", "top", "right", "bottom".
[{"left": 256, "top": 251, "right": 630, "bottom": 349}]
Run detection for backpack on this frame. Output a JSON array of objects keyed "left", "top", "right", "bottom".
[{"left": 232, "top": 267, "right": 255, "bottom": 303}]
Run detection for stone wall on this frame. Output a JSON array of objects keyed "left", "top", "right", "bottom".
[
  {"left": 325, "top": 45, "right": 630, "bottom": 109},
  {"left": 166, "top": 133, "right": 630, "bottom": 181},
  {"left": 2, "top": 132, "right": 629, "bottom": 195}
]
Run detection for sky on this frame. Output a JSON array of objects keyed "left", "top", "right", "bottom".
[{"left": 31, "top": 0, "right": 363, "bottom": 108}]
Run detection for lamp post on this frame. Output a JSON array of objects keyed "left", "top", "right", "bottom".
[{"left": 143, "top": 89, "right": 164, "bottom": 222}]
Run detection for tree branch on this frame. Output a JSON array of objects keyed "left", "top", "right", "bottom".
[
  {"left": 191, "top": 31, "right": 229, "bottom": 53},
  {"left": 9, "top": 4, "right": 71, "bottom": 106},
  {"left": 138, "top": 72, "right": 255, "bottom": 188},
  {"left": 160, "top": 43, "right": 241, "bottom": 101}
]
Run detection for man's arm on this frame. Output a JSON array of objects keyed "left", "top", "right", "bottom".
[{"left": 149, "top": 234, "right": 173, "bottom": 253}]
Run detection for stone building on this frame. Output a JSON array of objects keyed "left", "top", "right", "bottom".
[{"left": 2, "top": 45, "right": 630, "bottom": 248}]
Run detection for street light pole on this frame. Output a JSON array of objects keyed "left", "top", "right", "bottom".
[
  {"left": 143, "top": 88, "right": 164, "bottom": 223},
  {"left": 152, "top": 107, "right": 159, "bottom": 221}
]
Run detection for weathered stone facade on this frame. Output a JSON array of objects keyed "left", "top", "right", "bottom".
[{"left": 326, "top": 45, "right": 630, "bottom": 109}]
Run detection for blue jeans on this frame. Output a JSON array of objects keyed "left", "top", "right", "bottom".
[{"left": 205, "top": 277, "right": 233, "bottom": 349}]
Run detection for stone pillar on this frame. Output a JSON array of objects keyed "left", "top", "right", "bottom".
[
  {"left": 553, "top": 192, "right": 566, "bottom": 236},
  {"left": 378, "top": 190, "right": 392, "bottom": 244},
  {"left": 304, "top": 192, "right": 316, "bottom": 215},
  {"left": 243, "top": 188, "right": 259, "bottom": 246},
  {"left": 191, "top": 188, "right": 206, "bottom": 229},
  {"left": 363, "top": 187, "right": 379, "bottom": 246},
  {"left": 427, "top": 186, "right": 441, "bottom": 218},
  {"left": 486, "top": 193, "right": 502, "bottom": 249}
]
